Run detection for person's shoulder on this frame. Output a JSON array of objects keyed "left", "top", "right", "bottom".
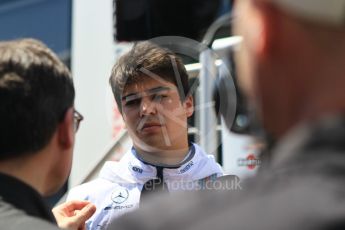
[
  {"left": 192, "top": 143, "right": 218, "bottom": 161},
  {"left": 0, "top": 199, "right": 59, "bottom": 230},
  {"left": 108, "top": 125, "right": 345, "bottom": 230},
  {"left": 189, "top": 143, "right": 224, "bottom": 178},
  {"left": 11, "top": 216, "right": 60, "bottom": 230},
  {"left": 109, "top": 189, "right": 240, "bottom": 230},
  {"left": 110, "top": 170, "right": 345, "bottom": 230}
]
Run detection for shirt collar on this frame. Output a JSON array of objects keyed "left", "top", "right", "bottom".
[
  {"left": 99, "top": 143, "right": 223, "bottom": 184},
  {"left": 132, "top": 144, "right": 195, "bottom": 169},
  {"left": 0, "top": 173, "right": 56, "bottom": 223}
]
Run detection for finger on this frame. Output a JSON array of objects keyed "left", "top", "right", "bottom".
[
  {"left": 61, "top": 200, "right": 92, "bottom": 212},
  {"left": 71, "top": 203, "right": 96, "bottom": 226}
]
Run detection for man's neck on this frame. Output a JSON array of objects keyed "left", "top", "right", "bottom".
[
  {"left": 267, "top": 55, "right": 345, "bottom": 140},
  {"left": 134, "top": 144, "right": 190, "bottom": 166},
  {"left": 270, "top": 94, "right": 345, "bottom": 141}
]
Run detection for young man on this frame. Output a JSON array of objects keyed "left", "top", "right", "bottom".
[
  {"left": 67, "top": 42, "right": 223, "bottom": 229},
  {"left": 0, "top": 38, "right": 95, "bottom": 230}
]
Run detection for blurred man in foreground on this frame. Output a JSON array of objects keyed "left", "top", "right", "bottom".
[
  {"left": 107, "top": 0, "right": 345, "bottom": 229},
  {"left": 0, "top": 39, "right": 95, "bottom": 230}
]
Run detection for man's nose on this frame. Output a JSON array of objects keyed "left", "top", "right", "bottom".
[{"left": 139, "top": 97, "right": 157, "bottom": 116}]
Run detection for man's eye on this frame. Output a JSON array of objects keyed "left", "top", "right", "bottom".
[
  {"left": 152, "top": 95, "right": 168, "bottom": 101},
  {"left": 125, "top": 99, "right": 140, "bottom": 106}
]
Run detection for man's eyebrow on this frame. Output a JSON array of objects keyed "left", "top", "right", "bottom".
[
  {"left": 148, "top": 86, "right": 171, "bottom": 94},
  {"left": 122, "top": 93, "right": 139, "bottom": 101},
  {"left": 122, "top": 86, "right": 171, "bottom": 102}
]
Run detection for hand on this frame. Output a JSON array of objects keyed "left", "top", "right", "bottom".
[{"left": 52, "top": 200, "right": 96, "bottom": 230}]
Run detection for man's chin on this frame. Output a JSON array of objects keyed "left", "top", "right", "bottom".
[{"left": 135, "top": 138, "right": 173, "bottom": 151}]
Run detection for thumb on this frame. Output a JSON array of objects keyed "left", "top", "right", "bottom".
[{"left": 72, "top": 204, "right": 96, "bottom": 226}]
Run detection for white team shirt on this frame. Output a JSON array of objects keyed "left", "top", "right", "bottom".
[{"left": 67, "top": 143, "right": 223, "bottom": 230}]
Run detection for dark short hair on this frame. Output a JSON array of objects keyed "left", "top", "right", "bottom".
[
  {"left": 109, "top": 41, "right": 189, "bottom": 113},
  {"left": 0, "top": 38, "right": 75, "bottom": 160}
]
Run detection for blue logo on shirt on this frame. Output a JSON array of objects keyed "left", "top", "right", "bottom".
[
  {"left": 132, "top": 166, "right": 143, "bottom": 174},
  {"left": 179, "top": 161, "right": 194, "bottom": 174}
]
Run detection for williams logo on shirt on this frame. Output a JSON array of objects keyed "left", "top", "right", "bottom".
[
  {"left": 132, "top": 166, "right": 143, "bottom": 174},
  {"left": 179, "top": 161, "right": 194, "bottom": 174},
  {"left": 128, "top": 162, "right": 143, "bottom": 174}
]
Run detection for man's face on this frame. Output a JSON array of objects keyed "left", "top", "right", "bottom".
[
  {"left": 233, "top": 0, "right": 300, "bottom": 137},
  {"left": 121, "top": 76, "right": 193, "bottom": 152}
]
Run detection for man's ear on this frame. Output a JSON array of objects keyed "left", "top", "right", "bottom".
[
  {"left": 253, "top": 1, "right": 277, "bottom": 59},
  {"left": 57, "top": 107, "right": 74, "bottom": 149},
  {"left": 183, "top": 95, "right": 194, "bottom": 118},
  {"left": 120, "top": 112, "right": 127, "bottom": 129}
]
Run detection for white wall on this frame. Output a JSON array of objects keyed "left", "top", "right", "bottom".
[
  {"left": 70, "top": 0, "right": 116, "bottom": 186},
  {"left": 221, "top": 118, "right": 260, "bottom": 178}
]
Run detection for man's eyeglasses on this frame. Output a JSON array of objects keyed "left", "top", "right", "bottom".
[{"left": 73, "top": 110, "right": 84, "bottom": 132}]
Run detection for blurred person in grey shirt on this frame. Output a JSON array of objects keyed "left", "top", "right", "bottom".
[{"left": 107, "top": 0, "right": 345, "bottom": 229}]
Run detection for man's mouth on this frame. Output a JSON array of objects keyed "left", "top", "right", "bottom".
[
  {"left": 142, "top": 122, "right": 161, "bottom": 129},
  {"left": 138, "top": 122, "right": 163, "bottom": 133}
]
